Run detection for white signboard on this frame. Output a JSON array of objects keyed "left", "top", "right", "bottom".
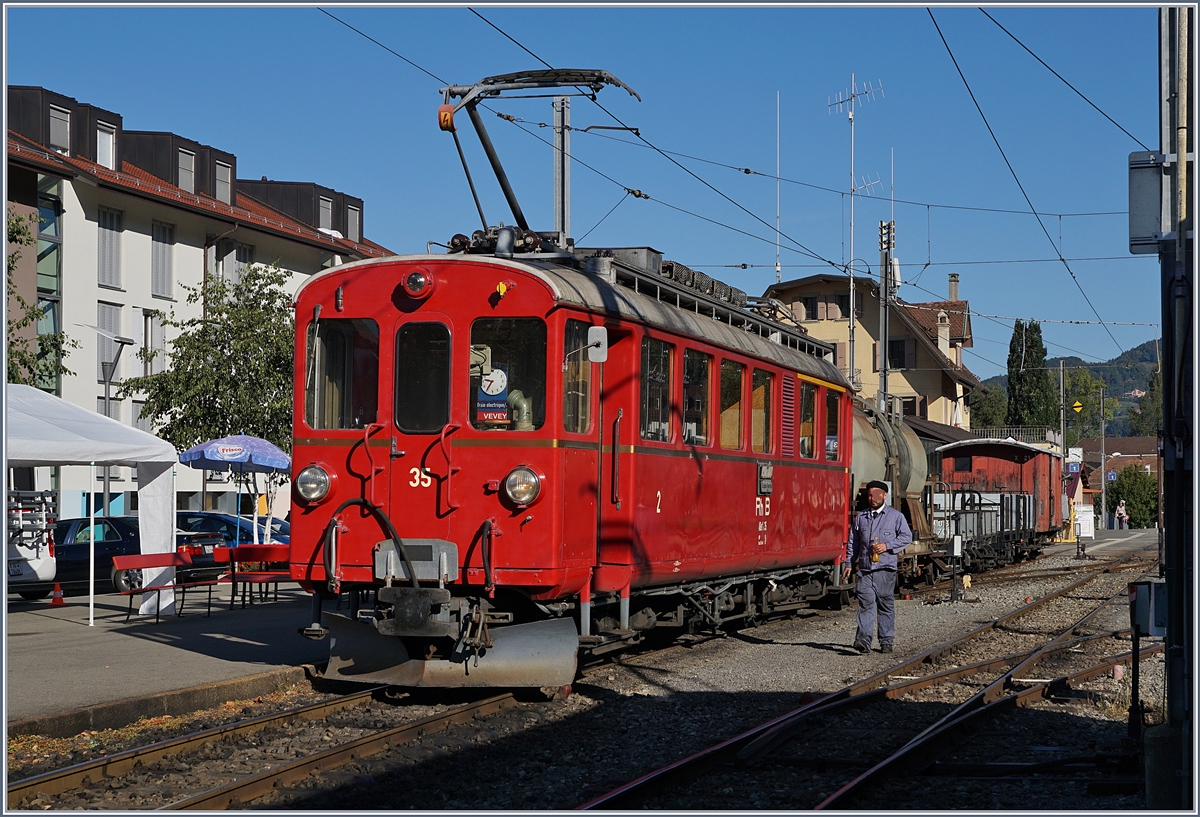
[
  {"left": 1068, "top": 447, "right": 1083, "bottom": 463},
  {"left": 1075, "top": 505, "right": 1095, "bottom": 539}
]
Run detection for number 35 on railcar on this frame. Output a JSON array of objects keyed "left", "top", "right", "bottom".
[{"left": 288, "top": 246, "right": 856, "bottom": 688}]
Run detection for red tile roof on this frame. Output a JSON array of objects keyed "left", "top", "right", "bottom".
[
  {"left": 896, "top": 299, "right": 972, "bottom": 346},
  {"left": 8, "top": 130, "right": 391, "bottom": 259}
]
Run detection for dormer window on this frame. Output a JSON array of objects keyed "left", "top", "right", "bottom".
[
  {"left": 177, "top": 149, "right": 195, "bottom": 193},
  {"left": 347, "top": 205, "right": 361, "bottom": 242},
  {"left": 319, "top": 197, "right": 333, "bottom": 230},
  {"left": 49, "top": 106, "right": 70, "bottom": 154},
  {"left": 215, "top": 161, "right": 232, "bottom": 204},
  {"left": 96, "top": 122, "right": 116, "bottom": 169}
]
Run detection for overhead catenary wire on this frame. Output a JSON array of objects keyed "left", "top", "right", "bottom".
[
  {"left": 980, "top": 8, "right": 1152, "bottom": 152},
  {"left": 927, "top": 9, "right": 1124, "bottom": 357},
  {"left": 467, "top": 7, "right": 846, "bottom": 274}
]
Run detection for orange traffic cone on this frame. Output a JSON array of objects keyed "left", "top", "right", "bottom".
[{"left": 50, "top": 582, "right": 66, "bottom": 607}]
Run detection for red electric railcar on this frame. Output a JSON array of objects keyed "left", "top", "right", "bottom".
[{"left": 288, "top": 247, "right": 854, "bottom": 687}]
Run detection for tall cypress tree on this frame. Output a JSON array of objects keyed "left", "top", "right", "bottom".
[{"left": 1005, "top": 319, "right": 1057, "bottom": 427}]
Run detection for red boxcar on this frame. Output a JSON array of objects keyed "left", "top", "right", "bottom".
[
  {"left": 933, "top": 438, "right": 1064, "bottom": 569},
  {"left": 289, "top": 248, "right": 854, "bottom": 687}
]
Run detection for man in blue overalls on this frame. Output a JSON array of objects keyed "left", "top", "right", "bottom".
[{"left": 841, "top": 480, "right": 912, "bottom": 654}]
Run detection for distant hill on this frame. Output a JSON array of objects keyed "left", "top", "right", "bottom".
[{"left": 980, "top": 339, "right": 1157, "bottom": 438}]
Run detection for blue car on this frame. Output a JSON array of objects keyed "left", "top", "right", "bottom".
[{"left": 175, "top": 512, "right": 290, "bottom": 546}]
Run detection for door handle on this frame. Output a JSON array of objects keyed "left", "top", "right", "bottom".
[{"left": 611, "top": 409, "right": 623, "bottom": 510}]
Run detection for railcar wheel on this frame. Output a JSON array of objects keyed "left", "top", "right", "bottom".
[{"left": 825, "top": 589, "right": 850, "bottom": 611}]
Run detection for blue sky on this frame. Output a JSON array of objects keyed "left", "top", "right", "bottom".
[{"left": 5, "top": 5, "right": 1162, "bottom": 381}]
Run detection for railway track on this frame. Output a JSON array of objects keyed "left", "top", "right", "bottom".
[
  {"left": 8, "top": 549, "right": 1154, "bottom": 810},
  {"left": 578, "top": 552, "right": 1158, "bottom": 809}
]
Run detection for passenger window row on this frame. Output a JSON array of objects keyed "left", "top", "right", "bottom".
[{"left": 636, "top": 335, "right": 843, "bottom": 462}]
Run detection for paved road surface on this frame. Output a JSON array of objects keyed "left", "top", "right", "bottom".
[{"left": 5, "top": 586, "right": 327, "bottom": 722}]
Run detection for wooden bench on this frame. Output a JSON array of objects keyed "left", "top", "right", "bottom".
[
  {"left": 110, "top": 552, "right": 218, "bottom": 623},
  {"left": 214, "top": 545, "right": 291, "bottom": 609}
]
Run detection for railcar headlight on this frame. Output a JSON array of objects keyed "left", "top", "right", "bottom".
[
  {"left": 504, "top": 466, "right": 541, "bottom": 506},
  {"left": 403, "top": 269, "right": 435, "bottom": 299},
  {"left": 296, "top": 465, "right": 331, "bottom": 502}
]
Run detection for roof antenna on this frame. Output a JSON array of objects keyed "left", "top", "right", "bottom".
[{"left": 828, "top": 74, "right": 884, "bottom": 391}]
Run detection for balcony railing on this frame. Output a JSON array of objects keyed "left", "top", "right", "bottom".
[{"left": 972, "top": 426, "right": 1063, "bottom": 450}]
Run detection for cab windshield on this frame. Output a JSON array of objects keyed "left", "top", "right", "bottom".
[{"left": 469, "top": 318, "right": 546, "bottom": 431}]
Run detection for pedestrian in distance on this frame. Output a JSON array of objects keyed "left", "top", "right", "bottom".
[
  {"left": 841, "top": 480, "right": 912, "bottom": 655},
  {"left": 1115, "top": 499, "right": 1129, "bottom": 530}
]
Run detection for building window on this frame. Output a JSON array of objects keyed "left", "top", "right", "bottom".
[
  {"left": 347, "top": 205, "right": 361, "bottom": 242},
  {"left": 97, "top": 207, "right": 122, "bottom": 288},
  {"left": 640, "top": 337, "right": 672, "bottom": 442},
  {"left": 683, "top": 349, "right": 711, "bottom": 446},
  {"left": 96, "top": 122, "right": 116, "bottom": 169},
  {"left": 888, "top": 339, "right": 908, "bottom": 370},
  {"left": 151, "top": 221, "right": 174, "bottom": 299},
  {"left": 36, "top": 186, "right": 62, "bottom": 295},
  {"left": 751, "top": 369, "right": 772, "bottom": 453},
  {"left": 215, "top": 161, "right": 232, "bottom": 204},
  {"left": 800, "top": 295, "right": 819, "bottom": 321},
  {"left": 720, "top": 360, "right": 744, "bottom": 450},
  {"left": 49, "top": 106, "right": 70, "bottom": 154},
  {"left": 177, "top": 149, "right": 195, "bottom": 193},
  {"left": 226, "top": 242, "right": 255, "bottom": 285},
  {"left": 833, "top": 293, "right": 851, "bottom": 320},
  {"left": 97, "top": 302, "right": 122, "bottom": 382},
  {"left": 142, "top": 309, "right": 166, "bottom": 376},
  {"left": 319, "top": 197, "right": 333, "bottom": 230},
  {"left": 132, "top": 400, "right": 151, "bottom": 434}
]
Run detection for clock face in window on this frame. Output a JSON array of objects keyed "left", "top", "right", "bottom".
[{"left": 480, "top": 369, "right": 508, "bottom": 396}]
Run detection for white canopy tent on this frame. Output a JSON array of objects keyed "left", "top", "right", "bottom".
[{"left": 5, "top": 384, "right": 179, "bottom": 617}]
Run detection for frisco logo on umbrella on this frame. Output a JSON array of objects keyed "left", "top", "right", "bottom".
[{"left": 217, "top": 445, "right": 246, "bottom": 457}]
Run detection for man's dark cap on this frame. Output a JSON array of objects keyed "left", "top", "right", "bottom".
[{"left": 866, "top": 480, "right": 889, "bottom": 493}]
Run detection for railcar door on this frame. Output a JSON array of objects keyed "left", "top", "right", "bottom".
[
  {"left": 389, "top": 317, "right": 454, "bottom": 542},
  {"left": 559, "top": 319, "right": 602, "bottom": 568},
  {"left": 594, "top": 325, "right": 637, "bottom": 592}
]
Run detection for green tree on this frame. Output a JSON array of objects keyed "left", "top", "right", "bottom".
[
  {"left": 1127, "top": 370, "right": 1163, "bottom": 437},
  {"left": 6, "top": 208, "right": 79, "bottom": 386},
  {"left": 120, "top": 264, "right": 294, "bottom": 453},
  {"left": 1108, "top": 465, "right": 1158, "bottom": 529},
  {"left": 969, "top": 384, "right": 1007, "bottom": 428},
  {"left": 1004, "top": 319, "right": 1056, "bottom": 427}
]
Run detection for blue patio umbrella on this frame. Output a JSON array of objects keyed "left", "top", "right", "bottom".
[{"left": 179, "top": 435, "right": 291, "bottom": 544}]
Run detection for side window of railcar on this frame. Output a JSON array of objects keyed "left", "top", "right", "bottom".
[
  {"left": 798, "top": 381, "right": 817, "bottom": 458},
  {"left": 395, "top": 322, "right": 450, "bottom": 433},
  {"left": 305, "top": 318, "right": 380, "bottom": 430},
  {"left": 720, "top": 360, "right": 744, "bottom": 450},
  {"left": 825, "top": 389, "right": 842, "bottom": 461},
  {"left": 469, "top": 318, "right": 546, "bottom": 431},
  {"left": 954, "top": 455, "right": 972, "bottom": 472},
  {"left": 563, "top": 320, "right": 594, "bottom": 434},
  {"left": 683, "top": 350, "right": 711, "bottom": 446},
  {"left": 640, "top": 337, "right": 673, "bottom": 442},
  {"left": 751, "top": 369, "right": 772, "bottom": 453}
]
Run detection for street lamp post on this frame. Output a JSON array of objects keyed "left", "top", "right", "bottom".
[{"left": 99, "top": 337, "right": 135, "bottom": 517}]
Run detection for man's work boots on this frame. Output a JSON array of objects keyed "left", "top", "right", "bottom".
[
  {"left": 853, "top": 641, "right": 871, "bottom": 655},
  {"left": 880, "top": 643, "right": 894, "bottom": 654}
]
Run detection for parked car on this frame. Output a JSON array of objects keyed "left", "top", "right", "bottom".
[
  {"left": 175, "top": 512, "right": 290, "bottom": 545},
  {"left": 9, "top": 517, "right": 223, "bottom": 600}
]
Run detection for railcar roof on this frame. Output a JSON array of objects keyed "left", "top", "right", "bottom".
[
  {"left": 935, "top": 438, "right": 1063, "bottom": 458},
  {"left": 300, "top": 254, "right": 852, "bottom": 389}
]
